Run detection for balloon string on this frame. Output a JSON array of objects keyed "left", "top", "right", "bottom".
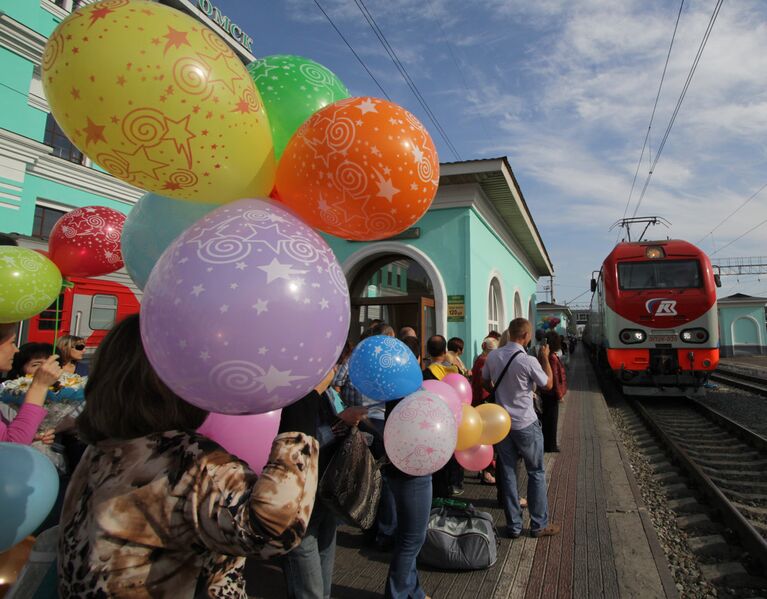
[{"left": 53, "top": 283, "right": 62, "bottom": 349}]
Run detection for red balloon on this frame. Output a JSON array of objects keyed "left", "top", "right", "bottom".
[{"left": 48, "top": 206, "right": 126, "bottom": 277}]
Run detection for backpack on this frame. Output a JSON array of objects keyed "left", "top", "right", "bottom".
[
  {"left": 418, "top": 502, "right": 498, "bottom": 570},
  {"left": 542, "top": 354, "right": 567, "bottom": 401}
]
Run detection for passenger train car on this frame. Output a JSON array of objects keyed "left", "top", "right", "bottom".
[
  {"left": 12, "top": 236, "right": 141, "bottom": 352},
  {"left": 585, "top": 239, "right": 720, "bottom": 395}
]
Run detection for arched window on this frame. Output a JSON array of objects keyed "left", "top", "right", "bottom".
[
  {"left": 488, "top": 278, "right": 504, "bottom": 333},
  {"left": 514, "top": 291, "right": 523, "bottom": 319}
]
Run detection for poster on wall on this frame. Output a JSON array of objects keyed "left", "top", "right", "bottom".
[{"left": 448, "top": 295, "right": 465, "bottom": 322}]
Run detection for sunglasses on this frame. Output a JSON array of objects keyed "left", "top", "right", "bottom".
[{"left": 74, "top": 344, "right": 86, "bottom": 351}]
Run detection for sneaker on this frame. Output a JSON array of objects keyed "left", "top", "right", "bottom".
[
  {"left": 530, "top": 523, "right": 561, "bottom": 538},
  {"left": 449, "top": 485, "right": 464, "bottom": 497},
  {"left": 505, "top": 527, "right": 522, "bottom": 539}
]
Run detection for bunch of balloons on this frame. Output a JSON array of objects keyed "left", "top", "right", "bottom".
[
  {"left": 540, "top": 316, "right": 561, "bottom": 331},
  {"left": 36, "top": 0, "right": 442, "bottom": 419},
  {"left": 382, "top": 369, "right": 512, "bottom": 476}
]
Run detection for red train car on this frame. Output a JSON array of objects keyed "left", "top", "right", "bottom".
[
  {"left": 586, "top": 239, "right": 720, "bottom": 395},
  {"left": 12, "top": 236, "right": 141, "bottom": 351},
  {"left": 22, "top": 276, "right": 140, "bottom": 348}
]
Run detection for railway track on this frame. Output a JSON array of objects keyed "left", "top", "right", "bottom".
[
  {"left": 632, "top": 397, "right": 767, "bottom": 576},
  {"left": 710, "top": 366, "right": 767, "bottom": 397}
]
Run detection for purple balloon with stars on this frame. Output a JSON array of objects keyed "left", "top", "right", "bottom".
[{"left": 140, "top": 198, "right": 351, "bottom": 414}]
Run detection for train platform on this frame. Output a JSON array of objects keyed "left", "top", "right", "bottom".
[
  {"left": 246, "top": 351, "right": 678, "bottom": 598},
  {"left": 719, "top": 355, "right": 767, "bottom": 377}
]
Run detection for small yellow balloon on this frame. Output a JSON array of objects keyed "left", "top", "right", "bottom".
[
  {"left": 41, "top": 0, "right": 275, "bottom": 203},
  {"left": 476, "top": 403, "right": 512, "bottom": 445},
  {"left": 455, "top": 404, "right": 483, "bottom": 451}
]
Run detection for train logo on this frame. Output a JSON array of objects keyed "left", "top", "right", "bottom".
[{"left": 645, "top": 298, "right": 677, "bottom": 316}]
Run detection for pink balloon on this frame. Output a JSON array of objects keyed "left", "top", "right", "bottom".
[
  {"left": 198, "top": 410, "right": 281, "bottom": 474},
  {"left": 384, "top": 390, "right": 457, "bottom": 476},
  {"left": 442, "top": 373, "right": 472, "bottom": 405},
  {"left": 454, "top": 444, "right": 494, "bottom": 471},
  {"left": 421, "top": 379, "right": 463, "bottom": 424}
]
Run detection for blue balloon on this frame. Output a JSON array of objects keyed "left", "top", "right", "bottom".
[
  {"left": 348, "top": 335, "right": 423, "bottom": 401},
  {"left": 0, "top": 443, "right": 59, "bottom": 551},
  {"left": 121, "top": 193, "right": 216, "bottom": 289}
]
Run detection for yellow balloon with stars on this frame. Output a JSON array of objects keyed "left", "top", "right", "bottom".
[{"left": 41, "top": 0, "right": 275, "bottom": 203}]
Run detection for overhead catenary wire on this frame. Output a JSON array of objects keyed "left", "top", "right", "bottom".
[
  {"left": 353, "top": 0, "right": 463, "bottom": 160},
  {"left": 710, "top": 215, "right": 767, "bottom": 257},
  {"left": 696, "top": 180, "right": 767, "bottom": 246},
  {"left": 631, "top": 0, "right": 724, "bottom": 218},
  {"left": 622, "top": 0, "right": 685, "bottom": 221},
  {"left": 312, "top": 0, "right": 391, "bottom": 100}
]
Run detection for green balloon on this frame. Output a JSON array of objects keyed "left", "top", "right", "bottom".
[
  {"left": 247, "top": 55, "right": 350, "bottom": 160},
  {"left": 0, "top": 247, "right": 62, "bottom": 323}
]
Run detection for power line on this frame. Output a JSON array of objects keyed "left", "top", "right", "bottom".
[
  {"left": 696, "top": 180, "right": 767, "bottom": 245},
  {"left": 632, "top": 0, "right": 724, "bottom": 218},
  {"left": 565, "top": 289, "right": 591, "bottom": 304},
  {"left": 352, "top": 0, "right": 463, "bottom": 160},
  {"left": 622, "top": 0, "right": 685, "bottom": 220},
  {"left": 312, "top": 0, "right": 391, "bottom": 100},
  {"left": 711, "top": 215, "right": 767, "bottom": 256}
]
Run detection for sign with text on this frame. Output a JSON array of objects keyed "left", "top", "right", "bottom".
[
  {"left": 197, "top": 0, "right": 254, "bottom": 52},
  {"left": 448, "top": 295, "right": 465, "bottom": 322}
]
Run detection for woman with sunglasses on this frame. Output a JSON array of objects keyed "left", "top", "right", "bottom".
[{"left": 56, "top": 335, "right": 88, "bottom": 376}]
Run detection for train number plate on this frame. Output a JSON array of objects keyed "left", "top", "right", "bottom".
[{"left": 648, "top": 335, "right": 676, "bottom": 343}]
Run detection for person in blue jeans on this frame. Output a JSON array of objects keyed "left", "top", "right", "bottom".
[
  {"left": 482, "top": 317, "right": 561, "bottom": 539},
  {"left": 282, "top": 373, "right": 368, "bottom": 599},
  {"left": 384, "top": 336, "right": 432, "bottom": 599}
]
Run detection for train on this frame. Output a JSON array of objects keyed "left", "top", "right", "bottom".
[
  {"left": 584, "top": 238, "right": 720, "bottom": 395},
  {"left": 12, "top": 236, "right": 141, "bottom": 352}
]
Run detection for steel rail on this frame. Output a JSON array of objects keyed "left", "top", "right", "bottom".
[{"left": 632, "top": 399, "right": 767, "bottom": 571}]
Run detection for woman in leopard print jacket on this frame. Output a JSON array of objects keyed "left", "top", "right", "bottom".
[{"left": 56, "top": 314, "right": 319, "bottom": 598}]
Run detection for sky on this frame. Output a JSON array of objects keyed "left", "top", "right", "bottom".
[{"left": 217, "top": 0, "right": 767, "bottom": 305}]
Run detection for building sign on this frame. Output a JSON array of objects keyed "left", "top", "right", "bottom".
[
  {"left": 197, "top": 0, "right": 254, "bottom": 52},
  {"left": 448, "top": 295, "right": 465, "bottom": 322}
]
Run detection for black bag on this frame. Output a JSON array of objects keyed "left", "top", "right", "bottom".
[
  {"left": 486, "top": 350, "right": 523, "bottom": 403},
  {"left": 419, "top": 503, "right": 498, "bottom": 570},
  {"left": 318, "top": 427, "right": 382, "bottom": 530}
]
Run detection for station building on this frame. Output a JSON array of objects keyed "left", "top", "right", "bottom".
[
  {"left": 717, "top": 293, "right": 767, "bottom": 357},
  {"left": 0, "top": 2, "right": 554, "bottom": 358}
]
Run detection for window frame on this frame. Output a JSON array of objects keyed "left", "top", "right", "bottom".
[{"left": 88, "top": 294, "right": 118, "bottom": 330}]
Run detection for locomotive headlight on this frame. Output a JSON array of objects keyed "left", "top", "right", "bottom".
[
  {"left": 680, "top": 328, "right": 708, "bottom": 344},
  {"left": 620, "top": 329, "right": 646, "bottom": 344},
  {"left": 645, "top": 246, "right": 665, "bottom": 259}
]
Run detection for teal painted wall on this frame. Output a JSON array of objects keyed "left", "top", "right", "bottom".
[
  {"left": 323, "top": 206, "right": 541, "bottom": 367},
  {"left": 718, "top": 304, "right": 766, "bottom": 356}
]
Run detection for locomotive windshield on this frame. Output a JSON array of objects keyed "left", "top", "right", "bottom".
[{"left": 618, "top": 260, "right": 701, "bottom": 290}]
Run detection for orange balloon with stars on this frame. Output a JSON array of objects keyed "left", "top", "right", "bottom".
[
  {"left": 275, "top": 97, "right": 439, "bottom": 241},
  {"left": 41, "top": 0, "right": 275, "bottom": 204}
]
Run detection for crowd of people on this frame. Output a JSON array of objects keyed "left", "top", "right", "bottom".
[{"left": 0, "top": 313, "right": 575, "bottom": 598}]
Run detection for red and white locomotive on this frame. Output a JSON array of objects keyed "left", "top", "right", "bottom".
[{"left": 586, "top": 238, "right": 720, "bottom": 394}]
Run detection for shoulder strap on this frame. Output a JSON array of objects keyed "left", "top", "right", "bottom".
[{"left": 493, "top": 350, "right": 524, "bottom": 390}]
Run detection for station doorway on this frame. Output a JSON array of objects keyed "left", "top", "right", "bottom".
[{"left": 349, "top": 254, "right": 437, "bottom": 357}]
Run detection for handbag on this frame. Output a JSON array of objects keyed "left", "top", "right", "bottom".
[
  {"left": 485, "top": 350, "right": 523, "bottom": 403},
  {"left": 419, "top": 502, "right": 498, "bottom": 570},
  {"left": 318, "top": 426, "right": 382, "bottom": 530}
]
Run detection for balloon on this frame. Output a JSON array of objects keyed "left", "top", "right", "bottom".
[
  {"left": 140, "top": 198, "right": 350, "bottom": 414},
  {"left": 476, "top": 403, "right": 512, "bottom": 445},
  {"left": 454, "top": 444, "right": 494, "bottom": 472},
  {"left": 41, "top": 0, "right": 275, "bottom": 203},
  {"left": 198, "top": 409, "right": 281, "bottom": 474},
  {"left": 247, "top": 55, "right": 350, "bottom": 160},
  {"left": 0, "top": 537, "right": 34, "bottom": 592},
  {"left": 275, "top": 97, "right": 439, "bottom": 241},
  {"left": 442, "top": 373, "right": 472, "bottom": 405},
  {"left": 421, "top": 379, "right": 462, "bottom": 425},
  {"left": 122, "top": 193, "right": 216, "bottom": 289},
  {"left": 455, "top": 404, "right": 483, "bottom": 451},
  {"left": 383, "top": 390, "right": 457, "bottom": 476},
  {"left": 348, "top": 336, "right": 423, "bottom": 401},
  {"left": 0, "top": 248, "right": 62, "bottom": 324},
  {"left": 0, "top": 443, "right": 59, "bottom": 552},
  {"left": 48, "top": 206, "right": 125, "bottom": 277}
]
